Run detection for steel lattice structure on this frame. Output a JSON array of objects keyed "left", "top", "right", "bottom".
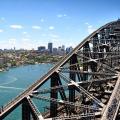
[{"left": 0, "top": 19, "right": 120, "bottom": 120}]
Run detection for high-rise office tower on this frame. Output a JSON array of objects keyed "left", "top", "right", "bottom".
[{"left": 48, "top": 42, "right": 53, "bottom": 53}]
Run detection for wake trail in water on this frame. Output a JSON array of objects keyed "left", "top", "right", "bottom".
[
  {"left": 0, "top": 77, "right": 18, "bottom": 85},
  {"left": 0, "top": 85, "right": 24, "bottom": 90}
]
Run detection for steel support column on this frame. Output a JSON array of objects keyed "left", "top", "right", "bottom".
[
  {"left": 83, "top": 42, "right": 89, "bottom": 80},
  {"left": 58, "top": 78, "right": 69, "bottom": 114},
  {"left": 93, "top": 34, "right": 99, "bottom": 59},
  {"left": 50, "top": 72, "right": 59, "bottom": 117},
  {"left": 69, "top": 54, "right": 77, "bottom": 114},
  {"left": 22, "top": 99, "right": 31, "bottom": 120}
]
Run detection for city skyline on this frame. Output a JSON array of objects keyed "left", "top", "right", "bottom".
[
  {"left": 0, "top": 0, "right": 120, "bottom": 50},
  {"left": 0, "top": 42, "right": 73, "bottom": 51}
]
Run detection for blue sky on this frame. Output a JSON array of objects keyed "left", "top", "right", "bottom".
[{"left": 0, "top": 0, "right": 120, "bottom": 50}]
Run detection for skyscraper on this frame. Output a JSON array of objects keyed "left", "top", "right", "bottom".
[
  {"left": 48, "top": 42, "right": 53, "bottom": 53},
  {"left": 38, "top": 46, "right": 46, "bottom": 52}
]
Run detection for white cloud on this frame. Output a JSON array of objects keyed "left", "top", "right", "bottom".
[
  {"left": 85, "top": 23, "right": 95, "bottom": 34},
  {"left": 22, "top": 32, "right": 31, "bottom": 38},
  {"left": 57, "top": 14, "right": 67, "bottom": 18},
  {"left": 23, "top": 32, "right": 27, "bottom": 34},
  {"left": 49, "top": 34, "right": 59, "bottom": 38},
  {"left": 10, "top": 24, "right": 23, "bottom": 29},
  {"left": 85, "top": 22, "right": 89, "bottom": 25},
  {"left": 32, "top": 25, "right": 41, "bottom": 30},
  {"left": 88, "top": 25, "right": 95, "bottom": 34},
  {"left": 0, "top": 29, "right": 4, "bottom": 32},
  {"left": 22, "top": 38, "right": 30, "bottom": 42},
  {"left": 57, "top": 14, "right": 63, "bottom": 18},
  {"left": 63, "top": 14, "right": 67, "bottom": 17},
  {"left": 49, "top": 26, "right": 55, "bottom": 30},
  {"left": 0, "top": 17, "right": 5, "bottom": 23},
  {"left": 1, "top": 17, "right": 5, "bottom": 21},
  {"left": 42, "top": 33, "right": 47, "bottom": 37},
  {"left": 40, "top": 18, "right": 44, "bottom": 22}
]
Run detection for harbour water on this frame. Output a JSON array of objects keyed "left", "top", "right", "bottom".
[{"left": 0, "top": 63, "right": 53, "bottom": 120}]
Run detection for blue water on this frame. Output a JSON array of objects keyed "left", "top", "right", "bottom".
[{"left": 0, "top": 64, "right": 53, "bottom": 120}]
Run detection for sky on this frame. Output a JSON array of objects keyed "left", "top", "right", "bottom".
[{"left": 0, "top": 0, "right": 120, "bottom": 50}]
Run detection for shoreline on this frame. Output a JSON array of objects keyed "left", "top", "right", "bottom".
[{"left": 0, "top": 62, "right": 55, "bottom": 72}]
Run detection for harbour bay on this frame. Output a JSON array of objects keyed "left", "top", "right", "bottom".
[{"left": 0, "top": 64, "right": 53, "bottom": 120}]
